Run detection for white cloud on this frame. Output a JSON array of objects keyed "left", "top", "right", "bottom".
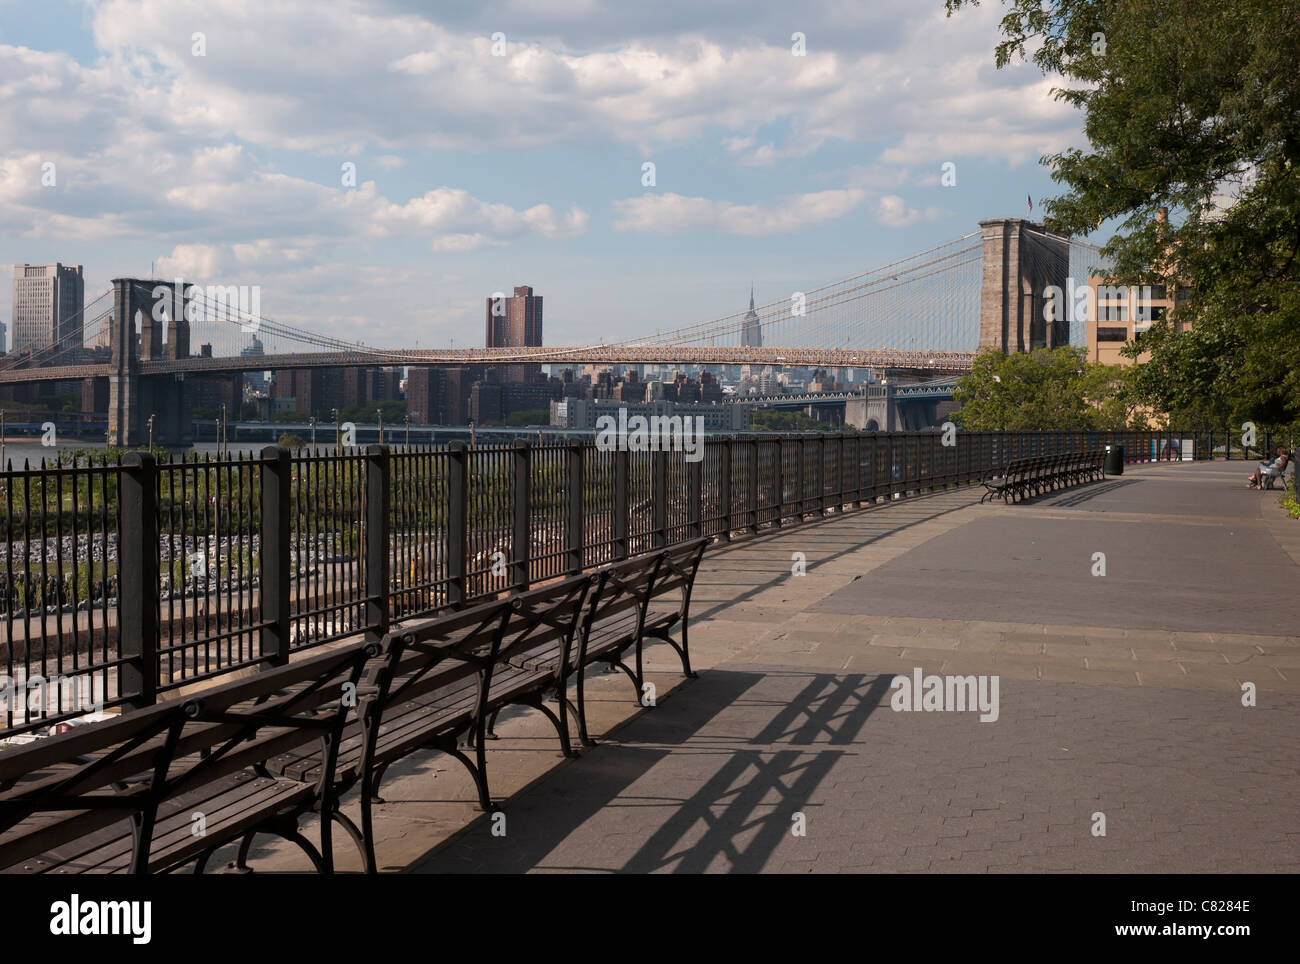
[
  {"left": 612, "top": 189, "right": 866, "bottom": 235},
  {"left": 873, "top": 194, "right": 942, "bottom": 228},
  {"left": 376, "top": 187, "right": 588, "bottom": 245},
  {"left": 56, "top": 0, "right": 1078, "bottom": 164}
]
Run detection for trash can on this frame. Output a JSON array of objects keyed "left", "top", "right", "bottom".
[{"left": 1104, "top": 443, "right": 1124, "bottom": 475}]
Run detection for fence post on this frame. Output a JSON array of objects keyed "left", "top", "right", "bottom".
[
  {"left": 689, "top": 446, "right": 703, "bottom": 539},
  {"left": 848, "top": 433, "right": 859, "bottom": 508},
  {"left": 834, "top": 434, "right": 842, "bottom": 510},
  {"left": 512, "top": 440, "right": 531, "bottom": 593},
  {"left": 567, "top": 439, "right": 585, "bottom": 572},
  {"left": 651, "top": 448, "right": 668, "bottom": 548},
  {"left": 852, "top": 431, "right": 863, "bottom": 506},
  {"left": 719, "top": 437, "right": 733, "bottom": 541},
  {"left": 119, "top": 452, "right": 159, "bottom": 708},
  {"left": 816, "top": 434, "right": 826, "bottom": 515},
  {"left": 257, "top": 445, "right": 291, "bottom": 669},
  {"left": 774, "top": 438, "right": 785, "bottom": 528},
  {"left": 749, "top": 438, "right": 760, "bottom": 534},
  {"left": 364, "top": 444, "right": 390, "bottom": 642},
  {"left": 796, "top": 436, "right": 806, "bottom": 521},
  {"left": 614, "top": 447, "right": 629, "bottom": 560},
  {"left": 447, "top": 441, "right": 468, "bottom": 607}
]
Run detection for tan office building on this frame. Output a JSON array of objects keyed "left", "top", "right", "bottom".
[
  {"left": 1084, "top": 278, "right": 1192, "bottom": 366},
  {"left": 11, "top": 263, "right": 85, "bottom": 351}
]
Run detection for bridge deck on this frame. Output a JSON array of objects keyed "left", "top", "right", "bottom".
[{"left": 0, "top": 347, "right": 976, "bottom": 384}]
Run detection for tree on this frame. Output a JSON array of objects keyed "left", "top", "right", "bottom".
[
  {"left": 952, "top": 346, "right": 1135, "bottom": 430},
  {"left": 504, "top": 408, "right": 549, "bottom": 427},
  {"left": 750, "top": 409, "right": 838, "bottom": 432},
  {"left": 277, "top": 433, "right": 305, "bottom": 451},
  {"left": 946, "top": 0, "right": 1300, "bottom": 429}
]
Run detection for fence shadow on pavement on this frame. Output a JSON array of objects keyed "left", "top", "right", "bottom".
[
  {"left": 1028, "top": 477, "right": 1141, "bottom": 508},
  {"left": 410, "top": 669, "right": 896, "bottom": 873}
]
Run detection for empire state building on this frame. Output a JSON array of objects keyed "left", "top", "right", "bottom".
[{"left": 740, "top": 286, "right": 763, "bottom": 348}]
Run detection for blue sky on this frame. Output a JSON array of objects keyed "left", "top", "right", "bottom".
[{"left": 0, "top": 0, "right": 1094, "bottom": 350}]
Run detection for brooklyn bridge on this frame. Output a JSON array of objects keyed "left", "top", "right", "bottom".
[{"left": 0, "top": 217, "right": 1110, "bottom": 444}]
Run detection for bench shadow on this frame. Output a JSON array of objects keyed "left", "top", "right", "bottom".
[
  {"left": 408, "top": 669, "right": 894, "bottom": 874},
  {"left": 1021, "top": 477, "right": 1141, "bottom": 507}
]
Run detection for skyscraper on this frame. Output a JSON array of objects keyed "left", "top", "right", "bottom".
[
  {"left": 741, "top": 285, "right": 763, "bottom": 348},
  {"left": 241, "top": 334, "right": 267, "bottom": 394},
  {"left": 485, "top": 284, "right": 543, "bottom": 382},
  {"left": 11, "top": 263, "right": 85, "bottom": 352}
]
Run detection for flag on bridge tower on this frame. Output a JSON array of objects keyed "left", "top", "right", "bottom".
[{"left": 1027, "top": 195, "right": 1033, "bottom": 213}]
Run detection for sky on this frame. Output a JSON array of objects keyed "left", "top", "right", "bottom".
[{"left": 0, "top": 0, "right": 1096, "bottom": 351}]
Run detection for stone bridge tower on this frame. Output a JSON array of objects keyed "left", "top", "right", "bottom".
[
  {"left": 978, "top": 218, "right": 1070, "bottom": 353},
  {"left": 108, "top": 278, "right": 193, "bottom": 446}
]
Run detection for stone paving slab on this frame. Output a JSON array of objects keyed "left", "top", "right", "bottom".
[
  {"left": 414, "top": 667, "right": 1299, "bottom": 874},
  {"left": 810, "top": 464, "right": 1294, "bottom": 637}
]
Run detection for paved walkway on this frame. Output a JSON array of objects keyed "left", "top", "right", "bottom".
[
  {"left": 240, "top": 459, "right": 1299, "bottom": 872},
  {"left": 412, "top": 460, "right": 1300, "bottom": 873}
]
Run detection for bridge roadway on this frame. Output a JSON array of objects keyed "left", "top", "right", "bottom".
[
  {"left": 0, "top": 346, "right": 976, "bottom": 384},
  {"left": 210, "top": 459, "right": 1300, "bottom": 873}
]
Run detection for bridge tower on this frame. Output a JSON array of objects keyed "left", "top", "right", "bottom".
[
  {"left": 108, "top": 278, "right": 193, "bottom": 447},
  {"left": 978, "top": 218, "right": 1070, "bottom": 354}
]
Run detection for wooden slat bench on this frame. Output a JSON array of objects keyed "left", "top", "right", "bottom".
[
  {"left": 0, "top": 640, "right": 379, "bottom": 874},
  {"left": 982, "top": 450, "right": 1104, "bottom": 504},
  {"left": 264, "top": 572, "right": 594, "bottom": 872},
  {"left": 1, "top": 542, "right": 711, "bottom": 875}
]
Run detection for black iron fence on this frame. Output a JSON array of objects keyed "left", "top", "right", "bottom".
[{"left": 0, "top": 427, "right": 1272, "bottom": 735}]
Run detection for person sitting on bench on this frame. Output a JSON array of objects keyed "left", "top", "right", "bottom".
[{"left": 1248, "top": 447, "right": 1289, "bottom": 488}]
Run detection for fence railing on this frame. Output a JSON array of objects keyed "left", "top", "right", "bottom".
[{"left": 0, "top": 427, "right": 1266, "bottom": 736}]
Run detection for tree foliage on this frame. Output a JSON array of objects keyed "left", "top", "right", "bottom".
[
  {"left": 952, "top": 346, "right": 1135, "bottom": 430},
  {"left": 946, "top": 0, "right": 1300, "bottom": 429},
  {"left": 750, "top": 409, "right": 838, "bottom": 432}
]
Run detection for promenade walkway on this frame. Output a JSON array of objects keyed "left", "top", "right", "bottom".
[{"left": 248, "top": 460, "right": 1300, "bottom": 872}]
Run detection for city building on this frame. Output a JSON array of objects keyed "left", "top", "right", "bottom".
[
  {"left": 11, "top": 263, "right": 84, "bottom": 351},
  {"left": 1085, "top": 211, "right": 1191, "bottom": 367},
  {"left": 241, "top": 335, "right": 267, "bottom": 394},
  {"left": 549, "top": 397, "right": 750, "bottom": 433},
  {"left": 0, "top": 320, "right": 6, "bottom": 354},
  {"left": 1084, "top": 279, "right": 1188, "bottom": 366},
  {"left": 485, "top": 285, "right": 543, "bottom": 382},
  {"left": 741, "top": 286, "right": 763, "bottom": 348},
  {"left": 271, "top": 367, "right": 346, "bottom": 417},
  {"left": 407, "top": 366, "right": 472, "bottom": 425}
]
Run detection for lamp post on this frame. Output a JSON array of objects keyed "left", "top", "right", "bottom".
[
  {"left": 332, "top": 408, "right": 340, "bottom": 452},
  {"left": 377, "top": 409, "right": 383, "bottom": 444},
  {"left": 310, "top": 415, "right": 316, "bottom": 449},
  {"left": 148, "top": 415, "right": 155, "bottom": 452}
]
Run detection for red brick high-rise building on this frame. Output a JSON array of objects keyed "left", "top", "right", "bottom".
[{"left": 485, "top": 285, "right": 543, "bottom": 383}]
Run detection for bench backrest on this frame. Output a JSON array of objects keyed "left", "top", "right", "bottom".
[
  {"left": 644, "top": 538, "right": 710, "bottom": 616},
  {"left": 583, "top": 551, "right": 665, "bottom": 637},
  {"left": 0, "top": 639, "right": 378, "bottom": 872},
  {"left": 375, "top": 572, "right": 594, "bottom": 710}
]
